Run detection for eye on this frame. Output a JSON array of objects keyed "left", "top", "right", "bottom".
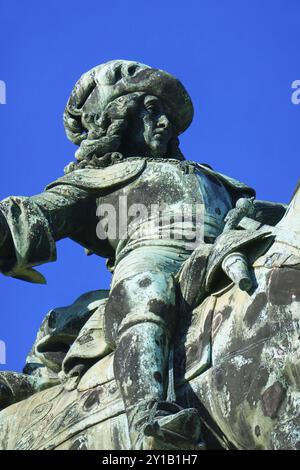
[{"left": 145, "top": 102, "right": 159, "bottom": 115}]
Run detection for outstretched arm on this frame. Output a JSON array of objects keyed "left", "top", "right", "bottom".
[{"left": 0, "top": 184, "right": 97, "bottom": 283}]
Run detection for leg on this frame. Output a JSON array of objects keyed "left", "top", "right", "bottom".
[
  {"left": 104, "top": 270, "right": 174, "bottom": 444},
  {"left": 104, "top": 269, "right": 203, "bottom": 449}
]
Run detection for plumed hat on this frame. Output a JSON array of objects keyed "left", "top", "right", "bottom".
[{"left": 63, "top": 60, "right": 194, "bottom": 145}]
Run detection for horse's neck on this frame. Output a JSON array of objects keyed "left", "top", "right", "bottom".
[{"left": 276, "top": 183, "right": 300, "bottom": 233}]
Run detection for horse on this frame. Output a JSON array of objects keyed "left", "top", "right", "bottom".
[{"left": 0, "top": 185, "right": 300, "bottom": 450}]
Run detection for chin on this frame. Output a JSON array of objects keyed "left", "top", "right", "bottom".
[{"left": 149, "top": 143, "right": 168, "bottom": 157}]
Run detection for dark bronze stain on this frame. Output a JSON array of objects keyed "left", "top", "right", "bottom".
[
  {"left": 153, "top": 371, "right": 162, "bottom": 383},
  {"left": 0, "top": 383, "right": 13, "bottom": 409},
  {"left": 180, "top": 254, "right": 208, "bottom": 309},
  {"left": 185, "top": 310, "right": 213, "bottom": 371},
  {"left": 186, "top": 333, "right": 203, "bottom": 368},
  {"left": 104, "top": 279, "right": 131, "bottom": 344},
  {"left": 246, "top": 367, "right": 269, "bottom": 406},
  {"left": 139, "top": 277, "right": 152, "bottom": 288},
  {"left": 237, "top": 414, "right": 256, "bottom": 448},
  {"left": 254, "top": 425, "right": 261, "bottom": 437},
  {"left": 78, "top": 333, "right": 94, "bottom": 345},
  {"left": 215, "top": 370, "right": 224, "bottom": 391},
  {"left": 215, "top": 347, "right": 268, "bottom": 420},
  {"left": 261, "top": 381, "right": 286, "bottom": 418},
  {"left": 69, "top": 437, "right": 88, "bottom": 450},
  {"left": 268, "top": 268, "right": 300, "bottom": 306},
  {"left": 126, "top": 178, "right": 184, "bottom": 208},
  {"left": 244, "top": 292, "right": 267, "bottom": 327},
  {"left": 114, "top": 334, "right": 145, "bottom": 402},
  {"left": 83, "top": 388, "right": 102, "bottom": 410},
  {"left": 41, "top": 351, "right": 66, "bottom": 368},
  {"left": 148, "top": 299, "right": 167, "bottom": 316},
  {"left": 221, "top": 306, "right": 233, "bottom": 320}
]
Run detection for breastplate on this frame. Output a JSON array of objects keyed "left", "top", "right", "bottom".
[{"left": 97, "top": 160, "right": 233, "bottom": 249}]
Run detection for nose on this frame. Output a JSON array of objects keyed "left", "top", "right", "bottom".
[{"left": 157, "top": 114, "right": 170, "bottom": 129}]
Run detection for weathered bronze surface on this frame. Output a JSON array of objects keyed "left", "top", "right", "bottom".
[{"left": 0, "top": 60, "right": 298, "bottom": 450}]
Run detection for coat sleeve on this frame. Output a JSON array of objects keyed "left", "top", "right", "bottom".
[{"left": 0, "top": 184, "right": 97, "bottom": 283}]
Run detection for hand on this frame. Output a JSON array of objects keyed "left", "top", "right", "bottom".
[
  {"left": 222, "top": 251, "right": 253, "bottom": 292},
  {"left": 223, "top": 197, "right": 256, "bottom": 231}
]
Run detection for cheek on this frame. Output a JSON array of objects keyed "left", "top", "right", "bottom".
[{"left": 142, "top": 117, "right": 155, "bottom": 140}]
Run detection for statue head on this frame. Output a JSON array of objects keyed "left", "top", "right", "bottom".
[{"left": 63, "top": 60, "right": 193, "bottom": 170}]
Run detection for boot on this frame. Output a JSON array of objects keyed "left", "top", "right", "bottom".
[
  {"left": 113, "top": 321, "right": 205, "bottom": 450},
  {"left": 143, "top": 401, "right": 206, "bottom": 450}
]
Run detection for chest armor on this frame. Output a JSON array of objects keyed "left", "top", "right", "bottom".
[
  {"left": 47, "top": 157, "right": 253, "bottom": 250},
  {"left": 97, "top": 160, "right": 233, "bottom": 242}
]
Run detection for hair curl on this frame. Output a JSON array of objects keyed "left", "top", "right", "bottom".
[{"left": 64, "top": 92, "right": 184, "bottom": 174}]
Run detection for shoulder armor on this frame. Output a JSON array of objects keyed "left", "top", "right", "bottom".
[
  {"left": 196, "top": 163, "right": 256, "bottom": 197},
  {"left": 46, "top": 159, "right": 146, "bottom": 191}
]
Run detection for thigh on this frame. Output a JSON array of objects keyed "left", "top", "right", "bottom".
[
  {"left": 104, "top": 247, "right": 190, "bottom": 346},
  {"left": 104, "top": 271, "right": 178, "bottom": 347},
  {"left": 111, "top": 246, "right": 190, "bottom": 287}
]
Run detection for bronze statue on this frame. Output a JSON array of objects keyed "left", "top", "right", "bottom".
[{"left": 0, "top": 60, "right": 298, "bottom": 451}]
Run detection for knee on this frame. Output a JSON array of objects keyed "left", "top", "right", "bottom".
[{"left": 103, "top": 272, "right": 177, "bottom": 347}]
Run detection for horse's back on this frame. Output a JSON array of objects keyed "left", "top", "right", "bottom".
[{"left": 0, "top": 375, "right": 130, "bottom": 450}]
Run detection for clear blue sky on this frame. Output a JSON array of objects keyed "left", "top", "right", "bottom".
[{"left": 0, "top": 0, "right": 300, "bottom": 371}]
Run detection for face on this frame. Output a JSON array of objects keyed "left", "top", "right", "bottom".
[{"left": 127, "top": 95, "right": 173, "bottom": 157}]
